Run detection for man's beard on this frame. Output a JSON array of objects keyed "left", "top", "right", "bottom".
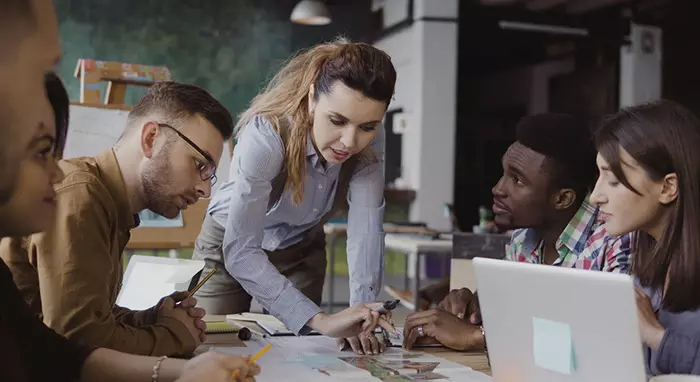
[{"left": 140, "top": 153, "right": 179, "bottom": 219}]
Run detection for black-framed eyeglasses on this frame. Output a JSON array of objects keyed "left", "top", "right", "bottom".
[{"left": 157, "top": 123, "right": 218, "bottom": 185}]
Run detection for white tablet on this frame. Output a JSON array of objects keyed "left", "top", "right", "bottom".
[{"left": 117, "top": 255, "right": 205, "bottom": 310}]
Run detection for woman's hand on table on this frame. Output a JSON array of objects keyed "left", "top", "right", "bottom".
[{"left": 308, "top": 302, "right": 398, "bottom": 354}]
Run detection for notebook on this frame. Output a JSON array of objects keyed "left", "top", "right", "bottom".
[
  {"left": 226, "top": 312, "right": 321, "bottom": 336},
  {"left": 205, "top": 321, "right": 239, "bottom": 334},
  {"left": 203, "top": 315, "right": 240, "bottom": 334}
]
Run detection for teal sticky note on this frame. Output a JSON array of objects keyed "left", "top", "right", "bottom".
[{"left": 532, "top": 317, "right": 575, "bottom": 374}]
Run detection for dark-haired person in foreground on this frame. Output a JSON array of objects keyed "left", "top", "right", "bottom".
[
  {"left": 0, "top": 0, "right": 62, "bottom": 205},
  {"left": 591, "top": 100, "right": 700, "bottom": 376},
  {"left": 403, "top": 113, "right": 633, "bottom": 351},
  {"left": 0, "top": 71, "right": 259, "bottom": 381},
  {"left": 0, "top": 81, "right": 233, "bottom": 357}
]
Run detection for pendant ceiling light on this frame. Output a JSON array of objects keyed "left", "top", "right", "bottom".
[{"left": 290, "top": 0, "right": 331, "bottom": 25}]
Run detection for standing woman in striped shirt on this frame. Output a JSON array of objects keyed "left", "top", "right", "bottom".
[{"left": 193, "top": 38, "right": 396, "bottom": 355}]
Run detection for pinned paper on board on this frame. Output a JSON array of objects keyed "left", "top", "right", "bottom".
[{"left": 532, "top": 317, "right": 575, "bottom": 374}]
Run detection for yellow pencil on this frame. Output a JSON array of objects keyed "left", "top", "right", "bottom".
[
  {"left": 232, "top": 344, "right": 272, "bottom": 378},
  {"left": 188, "top": 268, "right": 216, "bottom": 297}
]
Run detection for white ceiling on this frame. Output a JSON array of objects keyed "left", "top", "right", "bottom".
[{"left": 480, "top": 0, "right": 630, "bottom": 14}]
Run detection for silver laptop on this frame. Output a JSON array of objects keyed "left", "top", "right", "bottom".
[{"left": 474, "top": 257, "right": 646, "bottom": 382}]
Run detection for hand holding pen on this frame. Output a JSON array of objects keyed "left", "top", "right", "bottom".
[
  {"left": 153, "top": 268, "right": 217, "bottom": 345},
  {"left": 335, "top": 300, "right": 401, "bottom": 354}
]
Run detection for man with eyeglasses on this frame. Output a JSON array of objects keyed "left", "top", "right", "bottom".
[{"left": 0, "top": 81, "right": 233, "bottom": 357}]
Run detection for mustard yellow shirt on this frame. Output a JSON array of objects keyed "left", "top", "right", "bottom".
[{"left": 0, "top": 149, "right": 195, "bottom": 356}]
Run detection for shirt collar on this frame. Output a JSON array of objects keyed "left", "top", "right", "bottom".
[
  {"left": 94, "top": 149, "right": 139, "bottom": 230},
  {"left": 306, "top": 133, "right": 328, "bottom": 172},
  {"left": 521, "top": 199, "right": 600, "bottom": 254}
]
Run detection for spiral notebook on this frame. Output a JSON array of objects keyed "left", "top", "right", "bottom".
[
  {"left": 203, "top": 315, "right": 239, "bottom": 334},
  {"left": 206, "top": 321, "right": 239, "bottom": 334}
]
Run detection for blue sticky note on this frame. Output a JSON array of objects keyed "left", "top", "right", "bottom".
[{"left": 532, "top": 317, "right": 575, "bottom": 374}]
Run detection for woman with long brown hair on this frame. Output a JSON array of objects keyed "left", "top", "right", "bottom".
[
  {"left": 192, "top": 38, "right": 397, "bottom": 355},
  {"left": 591, "top": 100, "right": 700, "bottom": 375}
]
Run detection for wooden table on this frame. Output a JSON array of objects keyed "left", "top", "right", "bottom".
[
  {"left": 421, "top": 346, "right": 491, "bottom": 375},
  {"left": 199, "top": 332, "right": 491, "bottom": 376}
]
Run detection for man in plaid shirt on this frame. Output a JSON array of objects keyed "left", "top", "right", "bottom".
[
  {"left": 402, "top": 113, "right": 633, "bottom": 351},
  {"left": 505, "top": 196, "right": 631, "bottom": 272},
  {"left": 497, "top": 114, "right": 632, "bottom": 272}
]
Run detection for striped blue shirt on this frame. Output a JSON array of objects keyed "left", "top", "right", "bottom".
[{"left": 208, "top": 116, "right": 386, "bottom": 333}]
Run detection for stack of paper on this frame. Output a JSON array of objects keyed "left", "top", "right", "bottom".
[{"left": 227, "top": 313, "right": 319, "bottom": 336}]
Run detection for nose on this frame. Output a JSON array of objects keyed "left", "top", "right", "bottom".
[
  {"left": 49, "top": 157, "right": 65, "bottom": 185},
  {"left": 590, "top": 177, "right": 606, "bottom": 206},
  {"left": 195, "top": 178, "right": 212, "bottom": 199},
  {"left": 492, "top": 176, "right": 506, "bottom": 197},
  {"left": 339, "top": 126, "right": 358, "bottom": 151}
]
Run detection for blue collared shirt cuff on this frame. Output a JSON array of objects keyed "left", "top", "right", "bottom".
[
  {"left": 270, "top": 284, "right": 322, "bottom": 335},
  {"left": 347, "top": 230, "right": 385, "bottom": 306},
  {"left": 346, "top": 197, "right": 385, "bottom": 308}
]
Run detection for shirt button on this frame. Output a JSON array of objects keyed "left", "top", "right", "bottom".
[
  {"left": 318, "top": 184, "right": 323, "bottom": 189},
  {"left": 312, "top": 208, "right": 319, "bottom": 213}
]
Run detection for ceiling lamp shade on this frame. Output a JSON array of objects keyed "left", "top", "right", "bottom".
[{"left": 290, "top": 0, "right": 331, "bottom": 25}]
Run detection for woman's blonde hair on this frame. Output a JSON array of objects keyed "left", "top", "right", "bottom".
[{"left": 237, "top": 37, "right": 396, "bottom": 204}]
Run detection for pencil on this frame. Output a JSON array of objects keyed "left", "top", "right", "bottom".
[
  {"left": 249, "top": 344, "right": 272, "bottom": 363},
  {"left": 188, "top": 268, "right": 216, "bottom": 297},
  {"left": 232, "top": 344, "right": 272, "bottom": 377}
]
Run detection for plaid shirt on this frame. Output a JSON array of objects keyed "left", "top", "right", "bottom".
[{"left": 505, "top": 200, "right": 632, "bottom": 273}]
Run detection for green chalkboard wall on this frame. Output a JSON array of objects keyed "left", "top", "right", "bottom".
[{"left": 54, "top": 0, "right": 374, "bottom": 115}]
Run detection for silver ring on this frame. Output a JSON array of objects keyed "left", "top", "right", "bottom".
[{"left": 417, "top": 325, "right": 425, "bottom": 337}]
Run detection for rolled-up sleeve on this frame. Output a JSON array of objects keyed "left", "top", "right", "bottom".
[
  {"left": 222, "top": 117, "right": 321, "bottom": 334},
  {"left": 346, "top": 126, "right": 386, "bottom": 306},
  {"left": 655, "top": 328, "right": 700, "bottom": 375}
]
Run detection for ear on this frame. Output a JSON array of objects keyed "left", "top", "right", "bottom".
[
  {"left": 553, "top": 188, "right": 577, "bottom": 210},
  {"left": 141, "top": 122, "right": 158, "bottom": 159},
  {"left": 308, "top": 83, "right": 316, "bottom": 115},
  {"left": 659, "top": 173, "right": 678, "bottom": 205}
]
